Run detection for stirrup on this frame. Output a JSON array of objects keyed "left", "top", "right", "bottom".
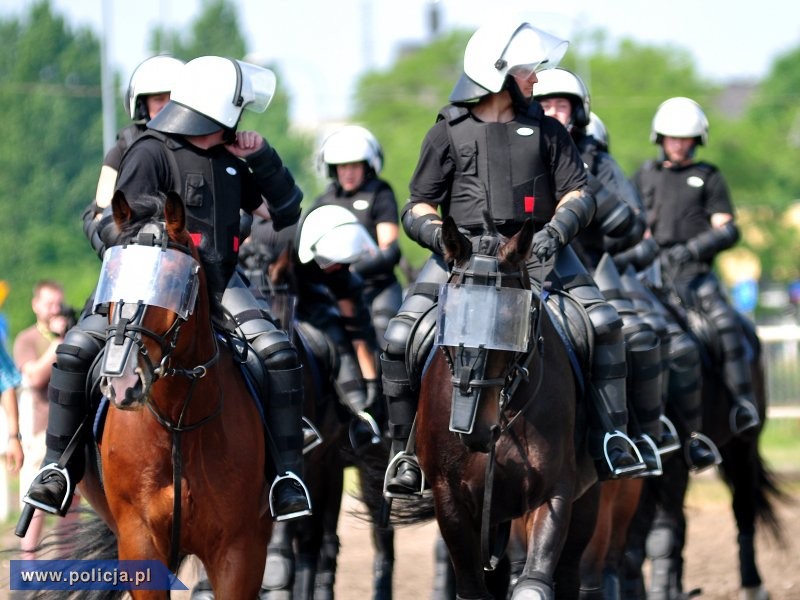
[
  {"left": 602, "top": 431, "right": 647, "bottom": 478},
  {"left": 302, "top": 417, "right": 323, "bottom": 455},
  {"left": 657, "top": 415, "right": 682, "bottom": 456},
  {"left": 23, "top": 463, "right": 72, "bottom": 516},
  {"left": 632, "top": 434, "right": 663, "bottom": 478},
  {"left": 684, "top": 432, "right": 722, "bottom": 472},
  {"left": 349, "top": 411, "right": 381, "bottom": 448},
  {"left": 730, "top": 402, "right": 760, "bottom": 435},
  {"left": 383, "top": 452, "right": 429, "bottom": 500},
  {"left": 269, "top": 472, "right": 312, "bottom": 522}
]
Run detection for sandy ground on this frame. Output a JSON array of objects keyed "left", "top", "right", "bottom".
[{"left": 1, "top": 473, "right": 798, "bottom": 599}]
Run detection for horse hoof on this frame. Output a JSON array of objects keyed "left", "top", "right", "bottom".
[
  {"left": 512, "top": 577, "right": 554, "bottom": 600},
  {"left": 261, "top": 549, "right": 294, "bottom": 589},
  {"left": 740, "top": 585, "right": 770, "bottom": 600}
]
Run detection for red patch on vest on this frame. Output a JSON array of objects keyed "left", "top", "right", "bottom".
[
  {"left": 524, "top": 196, "right": 535, "bottom": 213},
  {"left": 190, "top": 232, "right": 202, "bottom": 247},
  {"left": 233, "top": 236, "right": 239, "bottom": 252}
]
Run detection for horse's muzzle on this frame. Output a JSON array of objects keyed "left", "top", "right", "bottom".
[{"left": 100, "top": 372, "right": 148, "bottom": 410}]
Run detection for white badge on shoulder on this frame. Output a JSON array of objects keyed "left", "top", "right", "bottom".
[
  {"left": 516, "top": 127, "right": 535, "bottom": 136},
  {"left": 687, "top": 176, "right": 704, "bottom": 188},
  {"left": 226, "top": 166, "right": 237, "bottom": 176}
]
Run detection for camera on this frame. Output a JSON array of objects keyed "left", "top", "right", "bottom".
[{"left": 51, "top": 304, "right": 78, "bottom": 336}]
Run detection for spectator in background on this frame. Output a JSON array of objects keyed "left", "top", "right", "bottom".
[
  {"left": 13, "top": 280, "right": 75, "bottom": 559},
  {"left": 1, "top": 342, "right": 24, "bottom": 471}
]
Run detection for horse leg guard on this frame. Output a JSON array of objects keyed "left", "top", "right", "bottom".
[
  {"left": 262, "top": 521, "right": 295, "bottom": 590},
  {"left": 314, "top": 531, "right": 339, "bottom": 600},
  {"left": 645, "top": 525, "right": 679, "bottom": 600},
  {"left": 511, "top": 573, "right": 554, "bottom": 600},
  {"left": 292, "top": 553, "right": 317, "bottom": 600},
  {"left": 578, "top": 586, "right": 603, "bottom": 600},
  {"left": 431, "top": 535, "right": 456, "bottom": 600}
]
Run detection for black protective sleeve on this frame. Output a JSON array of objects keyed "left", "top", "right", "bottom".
[
  {"left": 351, "top": 240, "right": 401, "bottom": 278},
  {"left": 82, "top": 201, "right": 116, "bottom": 259},
  {"left": 686, "top": 221, "right": 740, "bottom": 262},
  {"left": 588, "top": 172, "right": 634, "bottom": 238},
  {"left": 401, "top": 204, "right": 443, "bottom": 255},
  {"left": 546, "top": 191, "right": 597, "bottom": 246},
  {"left": 245, "top": 141, "right": 303, "bottom": 231}
]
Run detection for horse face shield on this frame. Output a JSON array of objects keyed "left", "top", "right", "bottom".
[
  {"left": 95, "top": 244, "right": 200, "bottom": 406},
  {"left": 436, "top": 253, "right": 533, "bottom": 436}
]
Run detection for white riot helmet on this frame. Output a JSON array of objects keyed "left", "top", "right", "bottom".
[
  {"left": 586, "top": 111, "right": 610, "bottom": 151},
  {"left": 450, "top": 20, "right": 569, "bottom": 103},
  {"left": 319, "top": 125, "right": 384, "bottom": 178},
  {"left": 297, "top": 205, "right": 378, "bottom": 269},
  {"left": 650, "top": 97, "right": 709, "bottom": 146},
  {"left": 532, "top": 67, "right": 590, "bottom": 128},
  {"left": 125, "top": 55, "right": 185, "bottom": 121},
  {"left": 148, "top": 56, "right": 276, "bottom": 136}
]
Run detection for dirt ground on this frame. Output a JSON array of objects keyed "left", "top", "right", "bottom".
[{"left": 1, "top": 473, "right": 798, "bottom": 599}]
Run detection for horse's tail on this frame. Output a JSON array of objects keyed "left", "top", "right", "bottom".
[
  {"left": 12, "top": 507, "right": 125, "bottom": 600},
  {"left": 718, "top": 436, "right": 793, "bottom": 544}
]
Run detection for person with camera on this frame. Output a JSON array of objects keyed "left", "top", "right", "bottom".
[{"left": 12, "top": 279, "right": 78, "bottom": 559}]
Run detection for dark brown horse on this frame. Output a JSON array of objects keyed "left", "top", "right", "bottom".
[
  {"left": 258, "top": 245, "right": 394, "bottom": 600},
  {"left": 65, "top": 191, "right": 272, "bottom": 599},
  {"left": 406, "top": 217, "right": 598, "bottom": 600},
  {"left": 623, "top": 286, "right": 785, "bottom": 600}
]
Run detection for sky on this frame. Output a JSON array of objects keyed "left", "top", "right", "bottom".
[{"left": 3, "top": 0, "right": 800, "bottom": 129}]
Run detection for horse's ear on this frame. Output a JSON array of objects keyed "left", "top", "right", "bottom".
[
  {"left": 111, "top": 190, "right": 132, "bottom": 229},
  {"left": 500, "top": 220, "right": 535, "bottom": 266},
  {"left": 441, "top": 216, "right": 471, "bottom": 263},
  {"left": 164, "top": 192, "right": 187, "bottom": 239}
]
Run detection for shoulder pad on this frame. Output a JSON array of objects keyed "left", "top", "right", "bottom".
[
  {"left": 436, "top": 104, "right": 470, "bottom": 125},
  {"left": 525, "top": 101, "right": 544, "bottom": 120},
  {"left": 693, "top": 162, "right": 718, "bottom": 175}
]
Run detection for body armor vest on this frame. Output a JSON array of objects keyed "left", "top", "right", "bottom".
[
  {"left": 316, "top": 178, "right": 387, "bottom": 241},
  {"left": 439, "top": 104, "right": 556, "bottom": 233},
  {"left": 135, "top": 130, "right": 246, "bottom": 282}
]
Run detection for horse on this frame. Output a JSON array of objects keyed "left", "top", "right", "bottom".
[
  {"left": 257, "top": 243, "right": 394, "bottom": 600},
  {"left": 623, "top": 282, "right": 785, "bottom": 600},
  {"left": 21, "top": 190, "right": 274, "bottom": 599},
  {"left": 395, "top": 216, "right": 599, "bottom": 600}
]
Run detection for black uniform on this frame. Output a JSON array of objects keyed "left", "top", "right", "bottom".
[
  {"left": 632, "top": 159, "right": 758, "bottom": 435},
  {"left": 383, "top": 102, "right": 643, "bottom": 493},
  {"left": 314, "top": 177, "right": 402, "bottom": 348}
]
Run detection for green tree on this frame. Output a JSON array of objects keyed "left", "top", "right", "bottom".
[{"left": 0, "top": 0, "right": 104, "bottom": 332}]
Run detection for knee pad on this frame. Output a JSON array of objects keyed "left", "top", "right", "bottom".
[
  {"left": 588, "top": 302, "right": 624, "bottom": 342},
  {"left": 645, "top": 526, "right": 675, "bottom": 560},
  {"left": 383, "top": 314, "right": 414, "bottom": 356},
  {"left": 57, "top": 314, "right": 106, "bottom": 373}
]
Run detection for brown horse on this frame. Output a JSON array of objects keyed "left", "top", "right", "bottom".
[
  {"left": 404, "top": 217, "right": 598, "bottom": 600},
  {"left": 68, "top": 191, "right": 272, "bottom": 599}
]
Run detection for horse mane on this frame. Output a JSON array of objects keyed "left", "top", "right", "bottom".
[{"left": 106, "top": 192, "right": 227, "bottom": 319}]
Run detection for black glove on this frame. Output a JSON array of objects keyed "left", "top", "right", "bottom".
[
  {"left": 667, "top": 243, "right": 693, "bottom": 265},
  {"left": 531, "top": 225, "right": 562, "bottom": 261}
]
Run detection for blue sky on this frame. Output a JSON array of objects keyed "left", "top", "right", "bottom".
[{"left": 3, "top": 0, "right": 799, "bottom": 127}]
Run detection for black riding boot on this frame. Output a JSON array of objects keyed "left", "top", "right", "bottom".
[
  {"left": 666, "top": 326, "right": 720, "bottom": 471},
  {"left": 381, "top": 353, "right": 421, "bottom": 496},
  {"left": 333, "top": 348, "right": 381, "bottom": 450},
  {"left": 24, "top": 314, "right": 105, "bottom": 518},
  {"left": 266, "top": 365, "right": 312, "bottom": 520}
]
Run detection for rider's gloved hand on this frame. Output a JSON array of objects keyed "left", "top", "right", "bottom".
[
  {"left": 667, "top": 243, "right": 693, "bottom": 265},
  {"left": 531, "top": 224, "right": 563, "bottom": 261}
]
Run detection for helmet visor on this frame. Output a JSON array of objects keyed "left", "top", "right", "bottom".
[
  {"left": 311, "top": 223, "right": 378, "bottom": 269},
  {"left": 502, "top": 25, "right": 569, "bottom": 76},
  {"left": 237, "top": 61, "right": 276, "bottom": 114}
]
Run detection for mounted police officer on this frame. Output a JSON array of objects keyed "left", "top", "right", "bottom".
[
  {"left": 91, "top": 54, "right": 185, "bottom": 216},
  {"left": 316, "top": 125, "right": 403, "bottom": 350},
  {"left": 22, "top": 56, "right": 312, "bottom": 522},
  {"left": 632, "top": 97, "right": 760, "bottom": 436},
  {"left": 383, "top": 20, "right": 647, "bottom": 497}
]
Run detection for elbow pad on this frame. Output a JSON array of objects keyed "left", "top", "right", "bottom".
[
  {"left": 612, "top": 237, "right": 658, "bottom": 272},
  {"left": 246, "top": 141, "right": 303, "bottom": 231},
  {"left": 546, "top": 191, "right": 596, "bottom": 246},
  {"left": 401, "top": 204, "right": 443, "bottom": 254},
  {"left": 686, "top": 222, "right": 740, "bottom": 262},
  {"left": 588, "top": 173, "right": 633, "bottom": 238},
  {"left": 352, "top": 240, "right": 401, "bottom": 278}
]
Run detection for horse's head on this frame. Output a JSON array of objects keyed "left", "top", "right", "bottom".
[
  {"left": 96, "top": 190, "right": 211, "bottom": 410},
  {"left": 437, "top": 216, "right": 536, "bottom": 451}
]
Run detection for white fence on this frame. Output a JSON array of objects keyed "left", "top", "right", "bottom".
[{"left": 757, "top": 324, "right": 800, "bottom": 418}]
